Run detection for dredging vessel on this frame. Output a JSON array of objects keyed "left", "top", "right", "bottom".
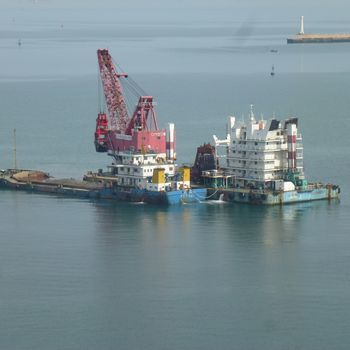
[
  {"left": 287, "top": 16, "right": 350, "bottom": 44},
  {"left": 191, "top": 106, "right": 340, "bottom": 205}
]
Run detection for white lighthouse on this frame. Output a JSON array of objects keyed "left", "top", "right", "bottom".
[{"left": 299, "top": 16, "right": 305, "bottom": 35}]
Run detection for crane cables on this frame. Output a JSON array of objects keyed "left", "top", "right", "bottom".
[{"left": 112, "top": 58, "right": 151, "bottom": 115}]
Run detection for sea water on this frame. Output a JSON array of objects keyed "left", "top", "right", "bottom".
[{"left": 1, "top": 2, "right": 350, "bottom": 349}]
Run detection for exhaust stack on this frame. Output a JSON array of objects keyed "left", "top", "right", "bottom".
[
  {"left": 166, "top": 123, "right": 176, "bottom": 161},
  {"left": 287, "top": 123, "right": 297, "bottom": 170}
]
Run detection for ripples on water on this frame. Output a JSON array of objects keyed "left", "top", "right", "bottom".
[{"left": 1, "top": 3, "right": 350, "bottom": 349}]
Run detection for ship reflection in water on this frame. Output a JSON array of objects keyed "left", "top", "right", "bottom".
[{"left": 91, "top": 198, "right": 339, "bottom": 249}]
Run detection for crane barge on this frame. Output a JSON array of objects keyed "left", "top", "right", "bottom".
[
  {"left": 0, "top": 49, "right": 206, "bottom": 205},
  {"left": 87, "top": 49, "right": 206, "bottom": 204}
]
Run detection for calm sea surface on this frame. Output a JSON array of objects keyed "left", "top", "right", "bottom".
[{"left": 1, "top": 4, "right": 350, "bottom": 350}]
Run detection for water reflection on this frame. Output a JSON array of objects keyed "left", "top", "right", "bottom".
[
  {"left": 0, "top": 190, "right": 345, "bottom": 350},
  {"left": 90, "top": 198, "right": 339, "bottom": 248}
]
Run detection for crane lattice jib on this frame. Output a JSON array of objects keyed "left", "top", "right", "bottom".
[
  {"left": 125, "top": 96, "right": 159, "bottom": 135},
  {"left": 97, "top": 49, "right": 129, "bottom": 132}
]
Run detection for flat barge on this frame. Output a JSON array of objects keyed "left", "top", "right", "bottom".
[
  {"left": 0, "top": 168, "right": 206, "bottom": 205},
  {"left": 287, "top": 16, "right": 350, "bottom": 44},
  {"left": 0, "top": 169, "right": 103, "bottom": 199}
]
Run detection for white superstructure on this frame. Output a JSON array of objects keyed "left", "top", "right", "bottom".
[
  {"left": 214, "top": 107, "right": 304, "bottom": 189},
  {"left": 98, "top": 151, "right": 190, "bottom": 191}
]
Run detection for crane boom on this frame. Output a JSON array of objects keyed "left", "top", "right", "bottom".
[
  {"left": 97, "top": 49, "right": 129, "bottom": 132},
  {"left": 94, "top": 49, "right": 175, "bottom": 160}
]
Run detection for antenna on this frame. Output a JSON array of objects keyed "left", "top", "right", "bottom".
[
  {"left": 299, "top": 16, "right": 305, "bottom": 35},
  {"left": 13, "top": 128, "right": 17, "bottom": 170}
]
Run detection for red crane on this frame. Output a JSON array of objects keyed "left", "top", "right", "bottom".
[
  {"left": 97, "top": 49, "right": 129, "bottom": 132},
  {"left": 94, "top": 49, "right": 170, "bottom": 158}
]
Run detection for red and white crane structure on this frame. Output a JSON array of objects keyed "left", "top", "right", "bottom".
[
  {"left": 97, "top": 48, "right": 129, "bottom": 132},
  {"left": 94, "top": 49, "right": 175, "bottom": 161}
]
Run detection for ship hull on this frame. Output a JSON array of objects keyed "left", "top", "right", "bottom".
[
  {"left": 144, "top": 188, "right": 207, "bottom": 205},
  {"left": 0, "top": 177, "right": 101, "bottom": 199},
  {"left": 207, "top": 186, "right": 340, "bottom": 205},
  {"left": 0, "top": 176, "right": 206, "bottom": 205},
  {"left": 99, "top": 186, "right": 145, "bottom": 202},
  {"left": 99, "top": 186, "right": 207, "bottom": 205}
]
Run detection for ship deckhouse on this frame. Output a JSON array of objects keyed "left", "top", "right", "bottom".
[
  {"left": 214, "top": 107, "right": 304, "bottom": 188},
  {"left": 91, "top": 150, "right": 189, "bottom": 192}
]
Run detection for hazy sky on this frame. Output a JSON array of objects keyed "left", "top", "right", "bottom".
[
  {"left": 2, "top": 0, "right": 350, "bottom": 15},
  {"left": 1, "top": 0, "right": 349, "bottom": 36}
]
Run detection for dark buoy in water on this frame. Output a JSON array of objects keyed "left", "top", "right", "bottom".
[
  {"left": 270, "top": 64, "right": 275, "bottom": 76},
  {"left": 18, "top": 39, "right": 22, "bottom": 47}
]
